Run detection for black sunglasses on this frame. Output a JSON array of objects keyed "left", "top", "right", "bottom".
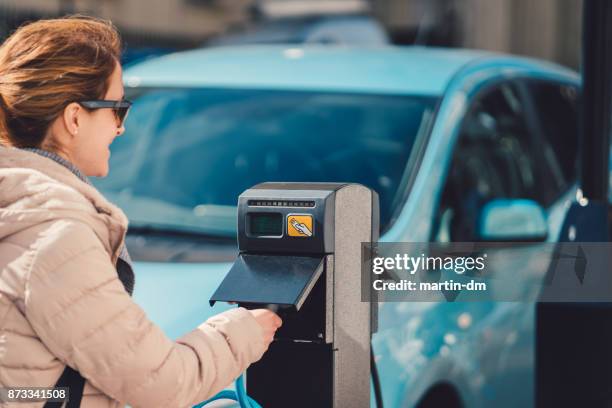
[{"left": 78, "top": 99, "right": 133, "bottom": 127}]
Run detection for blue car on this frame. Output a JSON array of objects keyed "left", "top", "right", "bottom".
[
  {"left": 207, "top": 14, "right": 390, "bottom": 47},
  {"left": 94, "top": 45, "right": 580, "bottom": 407}
]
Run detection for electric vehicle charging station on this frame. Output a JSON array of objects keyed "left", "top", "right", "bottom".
[{"left": 210, "top": 182, "right": 379, "bottom": 408}]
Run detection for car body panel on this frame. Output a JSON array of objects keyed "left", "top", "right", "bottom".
[{"left": 132, "top": 261, "right": 233, "bottom": 340}]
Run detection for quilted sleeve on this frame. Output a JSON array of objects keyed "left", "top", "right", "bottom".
[{"left": 24, "top": 219, "right": 265, "bottom": 408}]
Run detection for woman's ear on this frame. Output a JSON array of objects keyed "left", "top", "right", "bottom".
[
  {"left": 62, "top": 102, "right": 81, "bottom": 136},
  {"left": 42, "top": 102, "right": 81, "bottom": 155}
]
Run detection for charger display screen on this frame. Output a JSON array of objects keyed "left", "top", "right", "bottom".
[{"left": 249, "top": 213, "right": 283, "bottom": 236}]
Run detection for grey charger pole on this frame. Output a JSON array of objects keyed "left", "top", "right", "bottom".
[{"left": 211, "top": 182, "right": 379, "bottom": 408}]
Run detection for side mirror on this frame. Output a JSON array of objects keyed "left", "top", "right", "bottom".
[{"left": 478, "top": 199, "right": 548, "bottom": 242}]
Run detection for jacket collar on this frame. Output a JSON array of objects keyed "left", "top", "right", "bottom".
[{"left": 0, "top": 146, "right": 128, "bottom": 262}]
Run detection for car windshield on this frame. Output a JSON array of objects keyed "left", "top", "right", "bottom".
[{"left": 93, "top": 87, "right": 437, "bottom": 237}]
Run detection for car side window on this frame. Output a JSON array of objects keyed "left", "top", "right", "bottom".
[
  {"left": 432, "top": 81, "right": 547, "bottom": 242},
  {"left": 525, "top": 80, "right": 579, "bottom": 194}
]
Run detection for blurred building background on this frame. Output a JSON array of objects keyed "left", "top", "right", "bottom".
[
  {"left": 0, "top": 0, "right": 582, "bottom": 69},
  {"left": 374, "top": 0, "right": 582, "bottom": 69}
]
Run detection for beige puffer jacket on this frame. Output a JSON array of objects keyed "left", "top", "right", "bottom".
[{"left": 0, "top": 148, "right": 265, "bottom": 407}]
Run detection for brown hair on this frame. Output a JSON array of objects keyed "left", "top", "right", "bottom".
[{"left": 0, "top": 15, "right": 121, "bottom": 148}]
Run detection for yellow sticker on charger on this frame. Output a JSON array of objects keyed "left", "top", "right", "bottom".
[{"left": 287, "top": 214, "right": 314, "bottom": 237}]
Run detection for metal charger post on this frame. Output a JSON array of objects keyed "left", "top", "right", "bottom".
[{"left": 210, "top": 182, "right": 379, "bottom": 408}]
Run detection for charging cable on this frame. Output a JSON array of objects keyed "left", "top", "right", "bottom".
[{"left": 193, "top": 374, "right": 261, "bottom": 408}]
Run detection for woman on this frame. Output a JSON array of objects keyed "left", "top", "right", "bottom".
[{"left": 0, "top": 16, "right": 281, "bottom": 407}]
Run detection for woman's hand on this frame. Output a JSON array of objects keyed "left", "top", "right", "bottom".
[{"left": 249, "top": 309, "right": 282, "bottom": 349}]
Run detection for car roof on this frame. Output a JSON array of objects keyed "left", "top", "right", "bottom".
[{"left": 123, "top": 45, "right": 574, "bottom": 96}]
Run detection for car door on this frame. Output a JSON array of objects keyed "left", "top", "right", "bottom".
[{"left": 425, "top": 78, "right": 578, "bottom": 408}]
